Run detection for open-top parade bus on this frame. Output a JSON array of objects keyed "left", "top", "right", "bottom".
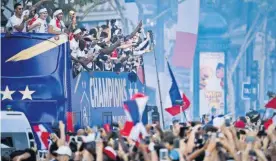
[{"left": 1, "top": 33, "right": 146, "bottom": 132}]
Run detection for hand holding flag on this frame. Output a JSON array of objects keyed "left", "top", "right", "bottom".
[{"left": 120, "top": 93, "right": 149, "bottom": 142}]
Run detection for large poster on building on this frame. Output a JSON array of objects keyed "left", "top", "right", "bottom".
[{"left": 199, "top": 52, "right": 225, "bottom": 116}]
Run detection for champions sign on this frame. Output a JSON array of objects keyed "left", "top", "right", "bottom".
[
  {"left": 199, "top": 52, "right": 225, "bottom": 116},
  {"left": 72, "top": 71, "right": 145, "bottom": 126}
]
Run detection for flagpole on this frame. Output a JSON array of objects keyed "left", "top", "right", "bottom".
[
  {"left": 182, "top": 105, "right": 188, "bottom": 122},
  {"left": 150, "top": 32, "right": 165, "bottom": 129}
]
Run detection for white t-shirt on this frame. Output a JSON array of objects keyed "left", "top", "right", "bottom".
[
  {"left": 49, "top": 18, "right": 65, "bottom": 32},
  {"left": 70, "top": 38, "right": 80, "bottom": 58},
  {"left": 6, "top": 15, "right": 27, "bottom": 32},
  {"left": 31, "top": 18, "right": 48, "bottom": 33}
]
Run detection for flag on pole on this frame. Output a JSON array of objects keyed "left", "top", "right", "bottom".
[
  {"left": 172, "top": 0, "right": 200, "bottom": 68},
  {"left": 265, "top": 97, "right": 276, "bottom": 109},
  {"left": 165, "top": 62, "right": 190, "bottom": 116}
]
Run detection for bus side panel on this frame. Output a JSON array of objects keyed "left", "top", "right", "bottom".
[{"left": 71, "top": 71, "right": 146, "bottom": 128}]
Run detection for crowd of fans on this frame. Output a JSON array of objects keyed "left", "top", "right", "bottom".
[
  {"left": 3, "top": 2, "right": 276, "bottom": 161},
  {"left": 5, "top": 2, "right": 153, "bottom": 77},
  {"left": 2, "top": 110, "right": 276, "bottom": 161}
]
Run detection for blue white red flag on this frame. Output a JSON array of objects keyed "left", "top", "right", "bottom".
[
  {"left": 165, "top": 62, "right": 190, "bottom": 116},
  {"left": 120, "top": 93, "right": 148, "bottom": 142},
  {"left": 32, "top": 124, "right": 53, "bottom": 150},
  {"left": 172, "top": 0, "right": 200, "bottom": 68}
]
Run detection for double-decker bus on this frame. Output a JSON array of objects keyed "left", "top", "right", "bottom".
[{"left": 1, "top": 33, "right": 145, "bottom": 132}]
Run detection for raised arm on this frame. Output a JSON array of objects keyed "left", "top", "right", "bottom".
[
  {"left": 129, "top": 20, "right": 142, "bottom": 39},
  {"left": 30, "top": 0, "right": 52, "bottom": 11}
]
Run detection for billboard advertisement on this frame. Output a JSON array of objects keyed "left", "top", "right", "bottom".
[{"left": 199, "top": 52, "right": 225, "bottom": 116}]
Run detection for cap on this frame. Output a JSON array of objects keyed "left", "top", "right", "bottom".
[
  {"left": 54, "top": 146, "right": 72, "bottom": 157},
  {"left": 234, "top": 120, "right": 245, "bottom": 129},
  {"left": 73, "top": 28, "right": 82, "bottom": 35},
  {"left": 103, "top": 146, "right": 117, "bottom": 160},
  {"left": 53, "top": 9, "right": 63, "bottom": 17}
]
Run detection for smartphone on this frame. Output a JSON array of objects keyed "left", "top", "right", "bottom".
[
  {"left": 245, "top": 136, "right": 255, "bottom": 143},
  {"left": 179, "top": 127, "right": 185, "bottom": 138},
  {"left": 211, "top": 133, "right": 217, "bottom": 140},
  {"left": 144, "top": 136, "right": 151, "bottom": 145},
  {"left": 159, "top": 148, "right": 169, "bottom": 161},
  {"left": 173, "top": 139, "right": 180, "bottom": 149}
]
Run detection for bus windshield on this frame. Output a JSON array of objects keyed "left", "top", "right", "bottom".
[{"left": 1, "top": 36, "right": 60, "bottom": 77}]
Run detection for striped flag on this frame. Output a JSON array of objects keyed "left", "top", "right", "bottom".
[
  {"left": 172, "top": 0, "right": 200, "bottom": 68},
  {"left": 165, "top": 62, "right": 190, "bottom": 116},
  {"left": 120, "top": 93, "right": 148, "bottom": 142},
  {"left": 32, "top": 124, "right": 53, "bottom": 150},
  {"left": 265, "top": 97, "right": 276, "bottom": 109}
]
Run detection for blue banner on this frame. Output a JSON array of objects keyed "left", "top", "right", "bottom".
[{"left": 72, "top": 71, "right": 145, "bottom": 126}]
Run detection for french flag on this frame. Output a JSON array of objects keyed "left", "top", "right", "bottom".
[
  {"left": 172, "top": 0, "right": 200, "bottom": 68},
  {"left": 165, "top": 62, "right": 190, "bottom": 116},
  {"left": 120, "top": 93, "right": 148, "bottom": 142},
  {"left": 265, "top": 97, "right": 276, "bottom": 109},
  {"left": 32, "top": 124, "right": 53, "bottom": 150}
]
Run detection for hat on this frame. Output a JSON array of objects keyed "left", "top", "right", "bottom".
[
  {"left": 53, "top": 9, "right": 63, "bottom": 17},
  {"left": 39, "top": 8, "right": 47, "bottom": 14},
  {"left": 54, "top": 146, "right": 72, "bottom": 157},
  {"left": 234, "top": 120, "right": 245, "bottom": 129},
  {"left": 73, "top": 29, "right": 82, "bottom": 35},
  {"left": 103, "top": 146, "right": 117, "bottom": 160}
]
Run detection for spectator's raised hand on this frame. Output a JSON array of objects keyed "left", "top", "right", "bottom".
[
  {"left": 85, "top": 126, "right": 93, "bottom": 134},
  {"left": 59, "top": 121, "right": 65, "bottom": 130},
  {"left": 267, "top": 124, "right": 276, "bottom": 142}
]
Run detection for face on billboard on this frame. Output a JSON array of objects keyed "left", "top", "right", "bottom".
[{"left": 199, "top": 52, "right": 225, "bottom": 116}]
